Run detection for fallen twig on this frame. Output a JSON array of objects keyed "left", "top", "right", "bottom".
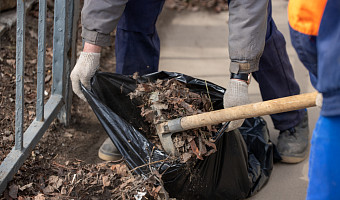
[
  {"left": 130, "top": 159, "right": 169, "bottom": 172},
  {"left": 204, "top": 80, "right": 214, "bottom": 111},
  {"left": 52, "top": 161, "right": 77, "bottom": 170}
]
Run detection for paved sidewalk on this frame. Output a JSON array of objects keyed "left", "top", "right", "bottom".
[{"left": 157, "top": 0, "right": 320, "bottom": 199}]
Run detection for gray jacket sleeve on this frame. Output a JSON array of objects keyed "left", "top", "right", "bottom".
[
  {"left": 81, "top": 0, "right": 128, "bottom": 47},
  {"left": 228, "top": 0, "right": 269, "bottom": 73}
]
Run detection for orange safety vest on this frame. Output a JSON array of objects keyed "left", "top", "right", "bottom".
[{"left": 288, "top": 0, "right": 328, "bottom": 36}]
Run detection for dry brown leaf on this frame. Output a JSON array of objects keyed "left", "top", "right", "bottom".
[
  {"left": 28, "top": 29, "right": 38, "bottom": 40},
  {"left": 60, "top": 186, "right": 67, "bottom": 195},
  {"left": 150, "top": 185, "right": 162, "bottom": 198},
  {"left": 204, "top": 139, "right": 217, "bottom": 152},
  {"left": 132, "top": 72, "right": 139, "bottom": 80},
  {"left": 190, "top": 140, "right": 203, "bottom": 160},
  {"left": 174, "top": 135, "right": 185, "bottom": 148},
  {"left": 180, "top": 101, "right": 194, "bottom": 114},
  {"left": 63, "top": 132, "right": 73, "bottom": 138},
  {"left": 187, "top": 136, "right": 195, "bottom": 143},
  {"left": 34, "top": 193, "right": 45, "bottom": 200},
  {"left": 28, "top": 110, "right": 35, "bottom": 117},
  {"left": 102, "top": 176, "right": 110, "bottom": 187},
  {"left": 44, "top": 74, "right": 52, "bottom": 83},
  {"left": 2, "top": 135, "right": 14, "bottom": 141},
  {"left": 151, "top": 102, "right": 168, "bottom": 110},
  {"left": 111, "top": 163, "right": 129, "bottom": 176},
  {"left": 198, "top": 136, "right": 207, "bottom": 156},
  {"left": 204, "top": 139, "right": 217, "bottom": 156},
  {"left": 42, "top": 185, "right": 54, "bottom": 194},
  {"left": 46, "top": 48, "right": 53, "bottom": 57},
  {"left": 9, "top": 184, "right": 18, "bottom": 199},
  {"left": 27, "top": 59, "right": 37, "bottom": 64},
  {"left": 141, "top": 108, "right": 155, "bottom": 123},
  {"left": 6, "top": 59, "right": 15, "bottom": 66},
  {"left": 181, "top": 153, "right": 193, "bottom": 163},
  {"left": 90, "top": 179, "right": 97, "bottom": 185},
  {"left": 119, "top": 178, "right": 135, "bottom": 190},
  {"left": 19, "top": 182, "right": 33, "bottom": 191},
  {"left": 48, "top": 175, "right": 63, "bottom": 190}
]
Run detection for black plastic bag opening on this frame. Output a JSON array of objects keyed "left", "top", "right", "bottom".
[{"left": 82, "top": 71, "right": 280, "bottom": 199}]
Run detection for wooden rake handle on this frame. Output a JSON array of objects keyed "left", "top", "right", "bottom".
[{"left": 156, "top": 92, "right": 318, "bottom": 134}]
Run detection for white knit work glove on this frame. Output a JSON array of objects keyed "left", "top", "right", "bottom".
[
  {"left": 70, "top": 52, "right": 100, "bottom": 101},
  {"left": 316, "top": 92, "right": 323, "bottom": 108},
  {"left": 223, "top": 79, "right": 250, "bottom": 132}
]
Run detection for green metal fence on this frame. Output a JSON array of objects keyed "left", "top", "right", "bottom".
[{"left": 0, "top": 0, "right": 79, "bottom": 194}]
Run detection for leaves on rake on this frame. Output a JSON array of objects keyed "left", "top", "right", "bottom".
[{"left": 130, "top": 78, "right": 219, "bottom": 163}]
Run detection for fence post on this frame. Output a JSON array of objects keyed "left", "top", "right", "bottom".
[
  {"left": 36, "top": 0, "right": 47, "bottom": 122},
  {"left": 51, "top": 0, "right": 67, "bottom": 97},
  {"left": 52, "top": 0, "right": 79, "bottom": 126},
  {"left": 57, "top": 0, "right": 79, "bottom": 126},
  {"left": 15, "top": 0, "right": 25, "bottom": 151}
]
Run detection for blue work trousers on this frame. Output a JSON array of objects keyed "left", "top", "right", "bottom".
[
  {"left": 307, "top": 116, "right": 340, "bottom": 200},
  {"left": 115, "top": 0, "right": 305, "bottom": 131}
]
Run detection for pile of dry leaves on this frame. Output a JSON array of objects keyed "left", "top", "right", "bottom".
[
  {"left": 3, "top": 158, "right": 164, "bottom": 200},
  {"left": 129, "top": 77, "right": 218, "bottom": 163},
  {"left": 165, "top": 0, "right": 229, "bottom": 12}
]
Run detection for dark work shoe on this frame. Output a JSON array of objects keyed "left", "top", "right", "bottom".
[
  {"left": 277, "top": 113, "right": 309, "bottom": 164},
  {"left": 98, "top": 137, "right": 122, "bottom": 161}
]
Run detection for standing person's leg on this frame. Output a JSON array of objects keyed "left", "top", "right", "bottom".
[
  {"left": 290, "top": 0, "right": 340, "bottom": 196},
  {"left": 115, "top": 0, "right": 165, "bottom": 75},
  {"left": 252, "top": 0, "right": 309, "bottom": 163},
  {"left": 307, "top": 116, "right": 340, "bottom": 199},
  {"left": 98, "top": 0, "right": 165, "bottom": 161}
]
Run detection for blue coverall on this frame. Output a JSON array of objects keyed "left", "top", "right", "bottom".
[
  {"left": 289, "top": 0, "right": 340, "bottom": 198},
  {"left": 115, "top": 0, "right": 305, "bottom": 131}
]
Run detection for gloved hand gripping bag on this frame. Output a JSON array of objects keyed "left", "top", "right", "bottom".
[{"left": 82, "top": 71, "right": 280, "bottom": 199}]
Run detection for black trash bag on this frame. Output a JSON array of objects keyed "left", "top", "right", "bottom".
[{"left": 82, "top": 71, "right": 280, "bottom": 200}]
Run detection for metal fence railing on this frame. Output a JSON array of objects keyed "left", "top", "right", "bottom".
[{"left": 0, "top": 0, "right": 79, "bottom": 194}]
